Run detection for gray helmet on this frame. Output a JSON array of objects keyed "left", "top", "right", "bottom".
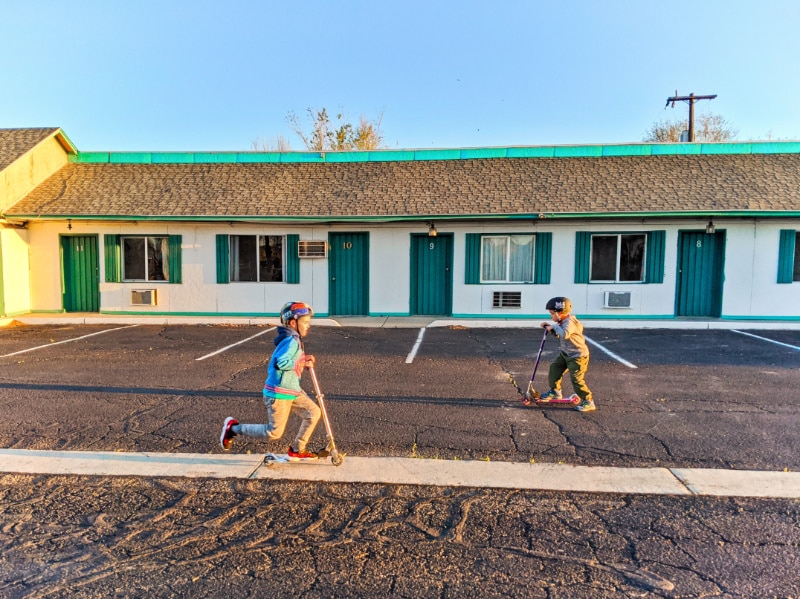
[{"left": 545, "top": 297, "right": 572, "bottom": 314}]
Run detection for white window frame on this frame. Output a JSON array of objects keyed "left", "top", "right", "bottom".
[
  {"left": 480, "top": 234, "right": 536, "bottom": 283},
  {"left": 229, "top": 234, "right": 287, "bottom": 283},
  {"left": 589, "top": 233, "right": 647, "bottom": 283},
  {"left": 121, "top": 236, "right": 170, "bottom": 282}
]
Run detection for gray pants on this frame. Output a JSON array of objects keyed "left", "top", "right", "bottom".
[{"left": 232, "top": 393, "right": 321, "bottom": 452}]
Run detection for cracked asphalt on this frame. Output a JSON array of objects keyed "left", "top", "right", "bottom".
[{"left": 1, "top": 323, "right": 798, "bottom": 597}]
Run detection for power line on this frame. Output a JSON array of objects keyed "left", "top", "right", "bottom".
[{"left": 665, "top": 91, "right": 717, "bottom": 142}]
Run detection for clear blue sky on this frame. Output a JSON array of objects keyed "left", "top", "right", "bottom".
[{"left": 3, "top": 0, "right": 799, "bottom": 151}]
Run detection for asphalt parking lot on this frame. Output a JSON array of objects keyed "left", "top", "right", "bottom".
[
  {"left": 2, "top": 322, "right": 799, "bottom": 470},
  {"left": 1, "top": 322, "right": 799, "bottom": 597}
]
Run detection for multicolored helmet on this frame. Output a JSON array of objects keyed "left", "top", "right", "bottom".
[
  {"left": 545, "top": 297, "right": 572, "bottom": 314},
  {"left": 280, "top": 301, "right": 314, "bottom": 325}
]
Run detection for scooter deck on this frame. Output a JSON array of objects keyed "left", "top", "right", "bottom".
[
  {"left": 523, "top": 393, "right": 581, "bottom": 407},
  {"left": 264, "top": 452, "right": 332, "bottom": 465}
]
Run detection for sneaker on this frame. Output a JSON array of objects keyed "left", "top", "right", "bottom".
[
  {"left": 575, "top": 399, "right": 596, "bottom": 412},
  {"left": 287, "top": 446, "right": 318, "bottom": 461},
  {"left": 220, "top": 417, "right": 238, "bottom": 450},
  {"left": 539, "top": 389, "right": 563, "bottom": 401}
]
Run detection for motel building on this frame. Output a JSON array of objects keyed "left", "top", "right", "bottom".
[{"left": 1, "top": 127, "right": 799, "bottom": 325}]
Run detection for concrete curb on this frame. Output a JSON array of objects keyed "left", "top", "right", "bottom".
[{"left": 1, "top": 449, "right": 798, "bottom": 498}]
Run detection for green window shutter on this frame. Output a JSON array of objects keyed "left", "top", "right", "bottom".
[
  {"left": 645, "top": 230, "right": 666, "bottom": 284},
  {"left": 777, "top": 229, "right": 796, "bottom": 284},
  {"left": 574, "top": 232, "right": 591, "bottom": 283},
  {"left": 533, "top": 232, "right": 552, "bottom": 284},
  {"left": 216, "top": 234, "right": 229, "bottom": 284},
  {"left": 168, "top": 235, "right": 182, "bottom": 284},
  {"left": 285, "top": 234, "right": 300, "bottom": 284},
  {"left": 465, "top": 233, "right": 481, "bottom": 284},
  {"left": 104, "top": 234, "right": 121, "bottom": 282}
]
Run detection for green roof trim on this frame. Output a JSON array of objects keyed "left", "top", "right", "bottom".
[{"left": 68, "top": 141, "right": 800, "bottom": 165}]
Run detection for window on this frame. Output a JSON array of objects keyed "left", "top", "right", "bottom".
[
  {"left": 229, "top": 235, "right": 285, "bottom": 282},
  {"left": 778, "top": 230, "right": 800, "bottom": 283},
  {"left": 590, "top": 234, "right": 646, "bottom": 282},
  {"left": 795, "top": 233, "right": 800, "bottom": 281},
  {"left": 122, "top": 236, "right": 170, "bottom": 281},
  {"left": 481, "top": 235, "right": 535, "bottom": 282}
]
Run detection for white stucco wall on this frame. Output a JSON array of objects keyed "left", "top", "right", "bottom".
[{"left": 19, "top": 219, "right": 800, "bottom": 320}]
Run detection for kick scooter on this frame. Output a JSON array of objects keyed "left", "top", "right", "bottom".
[{"left": 520, "top": 328, "right": 580, "bottom": 407}]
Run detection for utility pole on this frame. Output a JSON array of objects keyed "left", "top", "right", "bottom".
[{"left": 665, "top": 92, "right": 717, "bottom": 142}]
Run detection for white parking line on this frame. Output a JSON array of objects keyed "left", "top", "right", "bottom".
[
  {"left": 0, "top": 325, "right": 139, "bottom": 358},
  {"left": 584, "top": 335, "right": 638, "bottom": 369},
  {"left": 196, "top": 327, "right": 276, "bottom": 361},
  {"left": 405, "top": 327, "right": 427, "bottom": 363},
  {"left": 731, "top": 329, "right": 800, "bottom": 351}
]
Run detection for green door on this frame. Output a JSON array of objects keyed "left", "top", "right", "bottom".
[
  {"left": 61, "top": 235, "right": 100, "bottom": 312},
  {"left": 410, "top": 233, "right": 453, "bottom": 315},
  {"left": 675, "top": 230, "right": 725, "bottom": 317},
  {"left": 328, "top": 232, "right": 369, "bottom": 315}
]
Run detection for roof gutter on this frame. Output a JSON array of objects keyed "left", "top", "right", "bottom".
[{"left": 6, "top": 211, "right": 800, "bottom": 224}]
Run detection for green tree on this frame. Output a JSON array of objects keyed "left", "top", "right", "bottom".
[{"left": 643, "top": 112, "right": 738, "bottom": 142}]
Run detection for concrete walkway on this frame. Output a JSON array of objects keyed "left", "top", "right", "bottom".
[{"left": 1, "top": 449, "right": 798, "bottom": 498}]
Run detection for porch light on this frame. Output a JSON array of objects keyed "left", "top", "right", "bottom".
[
  {"left": 428, "top": 223, "right": 438, "bottom": 237},
  {"left": 705, "top": 220, "right": 715, "bottom": 234}
]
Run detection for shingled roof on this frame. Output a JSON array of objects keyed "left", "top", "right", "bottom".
[
  {"left": 6, "top": 147, "right": 800, "bottom": 221},
  {"left": 0, "top": 127, "right": 61, "bottom": 171}
]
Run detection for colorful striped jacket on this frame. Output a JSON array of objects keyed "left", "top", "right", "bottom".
[{"left": 263, "top": 326, "right": 307, "bottom": 400}]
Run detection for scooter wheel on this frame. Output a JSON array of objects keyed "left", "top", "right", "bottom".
[{"left": 331, "top": 451, "right": 345, "bottom": 467}]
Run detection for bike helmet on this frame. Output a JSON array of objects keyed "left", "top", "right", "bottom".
[
  {"left": 280, "top": 301, "right": 314, "bottom": 325},
  {"left": 545, "top": 297, "right": 572, "bottom": 314}
]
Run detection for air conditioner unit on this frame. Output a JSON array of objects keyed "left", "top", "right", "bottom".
[
  {"left": 131, "top": 289, "right": 157, "bottom": 306},
  {"left": 603, "top": 291, "right": 631, "bottom": 309},
  {"left": 492, "top": 291, "right": 522, "bottom": 309},
  {"left": 298, "top": 240, "right": 328, "bottom": 258}
]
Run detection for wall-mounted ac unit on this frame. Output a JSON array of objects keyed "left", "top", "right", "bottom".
[
  {"left": 603, "top": 291, "right": 631, "bottom": 308},
  {"left": 298, "top": 240, "right": 328, "bottom": 258},
  {"left": 492, "top": 291, "right": 522, "bottom": 309},
  {"left": 131, "top": 289, "right": 157, "bottom": 306}
]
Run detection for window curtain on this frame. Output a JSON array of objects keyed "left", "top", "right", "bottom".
[
  {"left": 482, "top": 237, "right": 507, "bottom": 281},
  {"left": 508, "top": 235, "right": 534, "bottom": 281}
]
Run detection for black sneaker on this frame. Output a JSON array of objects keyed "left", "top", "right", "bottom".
[{"left": 220, "top": 417, "right": 238, "bottom": 450}]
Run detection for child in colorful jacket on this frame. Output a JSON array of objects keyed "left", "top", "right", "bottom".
[{"left": 220, "top": 301, "right": 322, "bottom": 459}]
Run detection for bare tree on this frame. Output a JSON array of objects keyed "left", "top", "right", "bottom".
[
  {"left": 251, "top": 135, "right": 292, "bottom": 152},
  {"left": 287, "top": 107, "right": 385, "bottom": 151},
  {"left": 643, "top": 112, "right": 738, "bottom": 142}
]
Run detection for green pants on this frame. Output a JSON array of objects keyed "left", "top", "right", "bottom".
[{"left": 548, "top": 352, "right": 592, "bottom": 402}]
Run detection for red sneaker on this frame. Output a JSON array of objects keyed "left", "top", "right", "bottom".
[
  {"left": 220, "top": 417, "right": 238, "bottom": 450},
  {"left": 287, "top": 446, "right": 318, "bottom": 461}
]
